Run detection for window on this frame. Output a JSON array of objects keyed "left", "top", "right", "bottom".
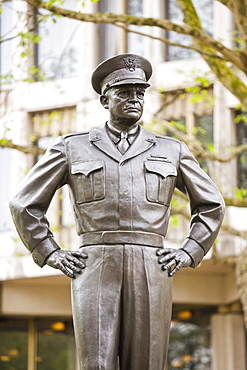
[
  {"left": 36, "top": 0, "right": 81, "bottom": 79},
  {"left": 0, "top": 1, "right": 14, "bottom": 87},
  {"left": 97, "top": 0, "right": 145, "bottom": 62},
  {"left": 36, "top": 319, "right": 76, "bottom": 370},
  {"left": 196, "top": 114, "right": 214, "bottom": 174},
  {"left": 0, "top": 317, "right": 76, "bottom": 370},
  {"left": 0, "top": 317, "right": 28, "bottom": 369},
  {"left": 166, "top": 0, "right": 213, "bottom": 61},
  {"left": 236, "top": 112, "right": 247, "bottom": 189},
  {"left": 196, "top": 115, "right": 214, "bottom": 145},
  {"left": 167, "top": 304, "right": 217, "bottom": 370}
]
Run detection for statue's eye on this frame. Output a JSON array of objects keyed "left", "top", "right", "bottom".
[
  {"left": 118, "top": 90, "right": 128, "bottom": 98},
  {"left": 137, "top": 91, "right": 145, "bottom": 99}
]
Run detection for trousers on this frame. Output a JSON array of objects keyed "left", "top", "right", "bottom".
[{"left": 71, "top": 245, "right": 172, "bottom": 370}]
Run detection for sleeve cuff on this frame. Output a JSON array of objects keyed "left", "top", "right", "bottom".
[
  {"left": 180, "top": 238, "right": 205, "bottom": 268},
  {"left": 32, "top": 238, "right": 60, "bottom": 267}
]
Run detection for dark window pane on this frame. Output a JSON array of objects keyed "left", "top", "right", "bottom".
[
  {"left": 236, "top": 111, "right": 247, "bottom": 189},
  {"left": 196, "top": 115, "right": 213, "bottom": 144},
  {"left": 0, "top": 317, "right": 28, "bottom": 370},
  {"left": 36, "top": 319, "right": 76, "bottom": 370},
  {"left": 196, "top": 115, "right": 213, "bottom": 174},
  {"left": 168, "top": 305, "right": 216, "bottom": 370}
]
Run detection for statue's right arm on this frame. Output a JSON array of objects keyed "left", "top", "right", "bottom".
[{"left": 9, "top": 136, "right": 68, "bottom": 268}]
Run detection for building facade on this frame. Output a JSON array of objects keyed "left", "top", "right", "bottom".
[{"left": 0, "top": 1, "right": 246, "bottom": 369}]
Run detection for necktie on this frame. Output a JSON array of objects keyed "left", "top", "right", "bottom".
[{"left": 117, "top": 132, "right": 130, "bottom": 154}]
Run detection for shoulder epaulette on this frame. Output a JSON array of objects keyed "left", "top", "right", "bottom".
[
  {"left": 63, "top": 131, "right": 89, "bottom": 140},
  {"left": 155, "top": 135, "right": 180, "bottom": 144}
]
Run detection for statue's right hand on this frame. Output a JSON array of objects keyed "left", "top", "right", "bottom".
[{"left": 45, "top": 249, "right": 88, "bottom": 278}]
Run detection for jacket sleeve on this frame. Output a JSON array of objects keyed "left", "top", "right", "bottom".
[
  {"left": 176, "top": 141, "right": 225, "bottom": 268},
  {"left": 9, "top": 136, "right": 68, "bottom": 267}
]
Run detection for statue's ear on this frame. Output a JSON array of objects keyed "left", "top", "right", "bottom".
[{"left": 100, "top": 95, "right": 109, "bottom": 109}]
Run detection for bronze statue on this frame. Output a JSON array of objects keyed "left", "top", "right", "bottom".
[{"left": 10, "top": 54, "right": 225, "bottom": 370}]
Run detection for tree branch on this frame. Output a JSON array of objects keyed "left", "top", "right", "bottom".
[
  {"left": 0, "top": 140, "right": 45, "bottom": 155},
  {"left": 224, "top": 197, "right": 247, "bottom": 208},
  {"left": 175, "top": 0, "right": 247, "bottom": 108},
  {"left": 25, "top": 0, "right": 246, "bottom": 73},
  {"left": 119, "top": 24, "right": 225, "bottom": 60},
  {"left": 151, "top": 117, "right": 247, "bottom": 163}
]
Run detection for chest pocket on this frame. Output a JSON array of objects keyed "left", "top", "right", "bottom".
[
  {"left": 145, "top": 161, "right": 177, "bottom": 206},
  {"left": 71, "top": 160, "right": 105, "bottom": 204}
]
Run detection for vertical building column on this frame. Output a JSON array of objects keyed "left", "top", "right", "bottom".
[
  {"left": 28, "top": 318, "right": 37, "bottom": 370},
  {"left": 118, "top": 0, "right": 128, "bottom": 54},
  {"left": 213, "top": 81, "right": 237, "bottom": 195},
  {"left": 211, "top": 312, "right": 246, "bottom": 370},
  {"left": 213, "top": 0, "right": 236, "bottom": 195}
]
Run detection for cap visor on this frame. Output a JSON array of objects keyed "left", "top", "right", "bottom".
[{"left": 104, "top": 79, "right": 150, "bottom": 93}]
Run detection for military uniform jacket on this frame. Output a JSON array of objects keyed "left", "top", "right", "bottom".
[{"left": 10, "top": 124, "right": 225, "bottom": 268}]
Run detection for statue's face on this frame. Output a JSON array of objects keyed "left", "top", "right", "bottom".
[{"left": 103, "top": 84, "right": 145, "bottom": 130}]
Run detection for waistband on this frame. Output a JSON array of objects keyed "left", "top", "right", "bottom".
[{"left": 79, "top": 231, "right": 165, "bottom": 248}]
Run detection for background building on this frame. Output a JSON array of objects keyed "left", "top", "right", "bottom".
[{"left": 0, "top": 1, "right": 246, "bottom": 369}]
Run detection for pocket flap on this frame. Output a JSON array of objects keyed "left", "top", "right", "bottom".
[
  {"left": 71, "top": 160, "right": 104, "bottom": 176},
  {"left": 145, "top": 161, "right": 177, "bottom": 178}
]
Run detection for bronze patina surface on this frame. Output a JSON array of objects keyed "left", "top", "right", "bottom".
[{"left": 10, "top": 54, "right": 225, "bottom": 370}]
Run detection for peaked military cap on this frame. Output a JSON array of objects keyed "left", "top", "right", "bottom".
[{"left": 91, "top": 54, "right": 152, "bottom": 95}]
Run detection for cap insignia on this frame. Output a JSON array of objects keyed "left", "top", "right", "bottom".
[{"left": 123, "top": 57, "right": 137, "bottom": 72}]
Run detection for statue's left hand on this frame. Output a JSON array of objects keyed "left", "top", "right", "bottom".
[
  {"left": 45, "top": 249, "right": 88, "bottom": 278},
  {"left": 156, "top": 248, "right": 192, "bottom": 277}
]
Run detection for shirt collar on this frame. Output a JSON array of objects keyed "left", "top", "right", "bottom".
[{"left": 106, "top": 122, "right": 140, "bottom": 144}]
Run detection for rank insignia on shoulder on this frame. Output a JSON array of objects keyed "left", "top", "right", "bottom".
[{"left": 146, "top": 138, "right": 157, "bottom": 143}]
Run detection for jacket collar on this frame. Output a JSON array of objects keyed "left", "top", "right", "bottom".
[{"left": 89, "top": 123, "right": 157, "bottom": 164}]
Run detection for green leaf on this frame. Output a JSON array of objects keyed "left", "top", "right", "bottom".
[
  {"left": 234, "top": 113, "right": 247, "bottom": 125},
  {"left": 170, "top": 215, "right": 179, "bottom": 228},
  {"left": 169, "top": 120, "right": 186, "bottom": 133},
  {"left": 29, "top": 66, "right": 40, "bottom": 74},
  {"left": 207, "top": 143, "right": 214, "bottom": 152},
  {"left": 21, "top": 32, "right": 31, "bottom": 39},
  {"left": 33, "top": 34, "right": 41, "bottom": 43},
  {"left": 234, "top": 188, "right": 247, "bottom": 200},
  {"left": 46, "top": 0, "right": 64, "bottom": 6}
]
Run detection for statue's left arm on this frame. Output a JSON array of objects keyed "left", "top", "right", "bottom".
[{"left": 158, "top": 141, "right": 225, "bottom": 276}]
